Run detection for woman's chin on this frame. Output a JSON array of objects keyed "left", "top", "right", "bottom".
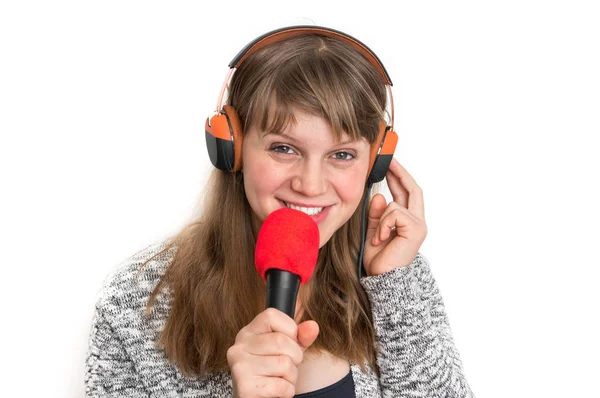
[{"left": 318, "top": 231, "right": 333, "bottom": 248}]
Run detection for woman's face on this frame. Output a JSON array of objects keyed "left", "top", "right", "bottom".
[{"left": 242, "top": 109, "right": 371, "bottom": 248}]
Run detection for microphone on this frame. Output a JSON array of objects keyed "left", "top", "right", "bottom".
[{"left": 255, "top": 208, "right": 320, "bottom": 319}]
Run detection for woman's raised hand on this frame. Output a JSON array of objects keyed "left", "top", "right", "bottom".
[
  {"left": 363, "top": 159, "right": 428, "bottom": 276},
  {"left": 227, "top": 308, "right": 320, "bottom": 398}
]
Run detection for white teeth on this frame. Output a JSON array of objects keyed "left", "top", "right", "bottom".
[{"left": 285, "top": 202, "right": 324, "bottom": 216}]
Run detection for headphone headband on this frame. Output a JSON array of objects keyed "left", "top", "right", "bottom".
[{"left": 229, "top": 25, "right": 393, "bottom": 86}]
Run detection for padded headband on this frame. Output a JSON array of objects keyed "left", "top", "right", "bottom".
[{"left": 229, "top": 25, "right": 393, "bottom": 86}]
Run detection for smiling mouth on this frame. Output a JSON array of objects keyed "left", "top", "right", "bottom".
[{"left": 283, "top": 201, "right": 325, "bottom": 216}]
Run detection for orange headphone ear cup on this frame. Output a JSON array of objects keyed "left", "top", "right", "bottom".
[
  {"left": 367, "top": 121, "right": 398, "bottom": 184},
  {"left": 205, "top": 105, "right": 244, "bottom": 172}
]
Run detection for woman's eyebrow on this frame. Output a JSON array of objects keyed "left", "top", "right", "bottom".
[
  {"left": 263, "top": 131, "right": 360, "bottom": 147},
  {"left": 262, "top": 131, "right": 299, "bottom": 142}
]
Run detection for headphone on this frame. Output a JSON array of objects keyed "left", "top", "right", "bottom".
[{"left": 205, "top": 25, "right": 398, "bottom": 185}]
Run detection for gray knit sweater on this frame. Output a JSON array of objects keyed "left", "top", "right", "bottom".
[{"left": 85, "top": 240, "right": 474, "bottom": 397}]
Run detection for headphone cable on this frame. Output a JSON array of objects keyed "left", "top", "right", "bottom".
[{"left": 357, "top": 182, "right": 374, "bottom": 279}]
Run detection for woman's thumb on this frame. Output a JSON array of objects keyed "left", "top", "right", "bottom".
[{"left": 297, "top": 320, "right": 319, "bottom": 351}]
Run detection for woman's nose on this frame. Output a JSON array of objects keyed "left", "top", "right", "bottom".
[{"left": 291, "top": 160, "right": 327, "bottom": 197}]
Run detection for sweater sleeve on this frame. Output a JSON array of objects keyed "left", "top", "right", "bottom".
[
  {"left": 85, "top": 307, "right": 150, "bottom": 398},
  {"left": 360, "top": 253, "right": 474, "bottom": 398}
]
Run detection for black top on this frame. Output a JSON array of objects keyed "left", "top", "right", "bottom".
[{"left": 293, "top": 370, "right": 355, "bottom": 397}]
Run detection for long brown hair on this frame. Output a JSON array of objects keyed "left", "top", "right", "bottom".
[{"left": 144, "top": 33, "right": 388, "bottom": 377}]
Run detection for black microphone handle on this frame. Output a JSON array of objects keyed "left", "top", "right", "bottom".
[{"left": 265, "top": 269, "right": 300, "bottom": 319}]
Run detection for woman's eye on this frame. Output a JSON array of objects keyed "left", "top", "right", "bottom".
[
  {"left": 332, "top": 151, "right": 355, "bottom": 161},
  {"left": 271, "top": 145, "right": 295, "bottom": 155}
]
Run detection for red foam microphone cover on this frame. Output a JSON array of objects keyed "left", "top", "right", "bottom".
[{"left": 255, "top": 208, "right": 320, "bottom": 285}]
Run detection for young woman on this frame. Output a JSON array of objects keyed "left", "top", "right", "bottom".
[{"left": 85, "top": 26, "right": 475, "bottom": 397}]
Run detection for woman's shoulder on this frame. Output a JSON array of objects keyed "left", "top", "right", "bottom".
[{"left": 93, "top": 237, "right": 177, "bottom": 316}]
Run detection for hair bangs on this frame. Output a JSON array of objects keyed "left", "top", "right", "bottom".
[
  {"left": 251, "top": 89, "right": 298, "bottom": 137},
  {"left": 243, "top": 44, "right": 384, "bottom": 144}
]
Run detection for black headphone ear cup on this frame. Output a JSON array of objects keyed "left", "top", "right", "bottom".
[
  {"left": 204, "top": 105, "right": 244, "bottom": 172},
  {"left": 221, "top": 105, "right": 244, "bottom": 172},
  {"left": 367, "top": 123, "right": 398, "bottom": 184}
]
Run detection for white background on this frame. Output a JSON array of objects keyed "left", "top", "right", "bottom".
[{"left": 1, "top": 1, "right": 599, "bottom": 397}]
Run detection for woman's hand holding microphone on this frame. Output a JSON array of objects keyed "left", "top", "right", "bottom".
[{"left": 227, "top": 308, "right": 320, "bottom": 398}]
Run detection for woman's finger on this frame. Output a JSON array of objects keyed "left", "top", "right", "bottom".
[
  {"left": 248, "top": 354, "right": 298, "bottom": 385},
  {"left": 242, "top": 308, "right": 298, "bottom": 340},
  {"left": 367, "top": 193, "right": 387, "bottom": 234},
  {"left": 387, "top": 160, "right": 425, "bottom": 220},
  {"left": 372, "top": 204, "right": 415, "bottom": 245},
  {"left": 386, "top": 159, "right": 408, "bottom": 208},
  {"left": 246, "top": 333, "right": 304, "bottom": 366}
]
